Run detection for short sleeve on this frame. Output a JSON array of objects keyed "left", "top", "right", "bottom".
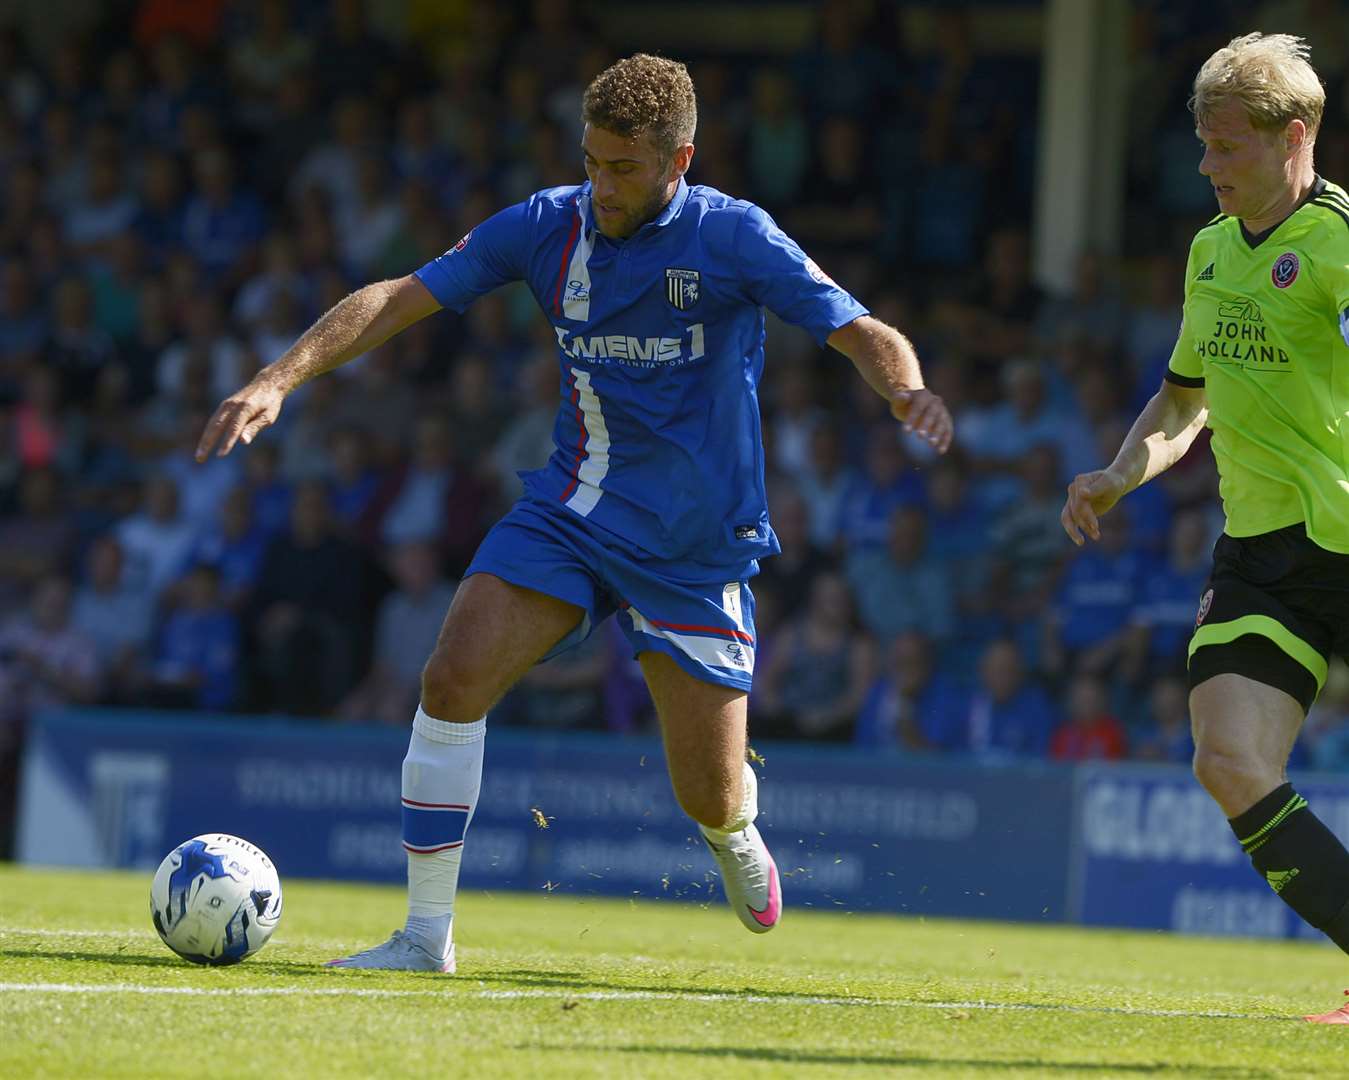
[
  {"left": 1165, "top": 245, "right": 1204, "bottom": 386},
  {"left": 1321, "top": 255, "right": 1349, "bottom": 351},
  {"left": 414, "top": 199, "right": 534, "bottom": 313},
  {"left": 733, "top": 205, "right": 868, "bottom": 344}
]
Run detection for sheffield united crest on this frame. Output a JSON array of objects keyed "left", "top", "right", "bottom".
[{"left": 666, "top": 267, "right": 700, "bottom": 310}]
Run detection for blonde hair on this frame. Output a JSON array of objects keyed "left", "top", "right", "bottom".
[
  {"left": 1190, "top": 33, "right": 1325, "bottom": 139},
  {"left": 582, "top": 53, "right": 697, "bottom": 160}
]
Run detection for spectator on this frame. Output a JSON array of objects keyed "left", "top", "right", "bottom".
[
  {"left": 767, "top": 363, "right": 824, "bottom": 476},
  {"left": 754, "top": 489, "right": 829, "bottom": 624},
  {"left": 987, "top": 443, "right": 1070, "bottom": 622},
  {"left": 962, "top": 638, "right": 1057, "bottom": 759},
  {"left": 1036, "top": 251, "right": 1128, "bottom": 355},
  {"left": 46, "top": 276, "right": 118, "bottom": 405},
  {"left": 290, "top": 94, "right": 375, "bottom": 226},
  {"left": 1125, "top": 507, "right": 1212, "bottom": 681},
  {"left": 228, "top": 0, "right": 313, "bottom": 132},
  {"left": 342, "top": 541, "right": 457, "bottom": 726},
  {"left": 0, "top": 574, "right": 101, "bottom": 717},
  {"left": 1133, "top": 675, "right": 1194, "bottom": 765},
  {"left": 0, "top": 467, "right": 79, "bottom": 612},
  {"left": 958, "top": 359, "right": 1093, "bottom": 510},
  {"left": 745, "top": 68, "right": 809, "bottom": 207},
  {"left": 1042, "top": 508, "right": 1142, "bottom": 682},
  {"left": 250, "top": 481, "right": 374, "bottom": 714},
  {"left": 502, "top": 629, "right": 607, "bottom": 730},
  {"left": 241, "top": 439, "right": 293, "bottom": 539},
  {"left": 143, "top": 563, "right": 239, "bottom": 710},
  {"left": 836, "top": 425, "right": 924, "bottom": 553},
  {"left": 65, "top": 144, "right": 139, "bottom": 257},
  {"left": 338, "top": 153, "right": 404, "bottom": 275},
  {"left": 855, "top": 630, "right": 967, "bottom": 750},
  {"left": 71, "top": 534, "right": 155, "bottom": 697},
  {"left": 0, "top": 259, "right": 47, "bottom": 368},
  {"left": 1050, "top": 673, "right": 1128, "bottom": 761},
  {"left": 364, "top": 413, "right": 492, "bottom": 574},
  {"left": 846, "top": 506, "right": 956, "bottom": 644},
  {"left": 156, "top": 291, "right": 248, "bottom": 403},
  {"left": 490, "top": 352, "right": 561, "bottom": 502},
  {"left": 132, "top": 148, "right": 187, "bottom": 268},
  {"left": 796, "top": 422, "right": 858, "bottom": 551},
  {"left": 187, "top": 485, "right": 269, "bottom": 610},
  {"left": 13, "top": 364, "right": 84, "bottom": 476},
  {"left": 324, "top": 423, "right": 383, "bottom": 533},
  {"left": 115, "top": 473, "right": 197, "bottom": 602},
  {"left": 159, "top": 408, "right": 242, "bottom": 532},
  {"left": 754, "top": 570, "right": 875, "bottom": 741},
  {"left": 234, "top": 231, "right": 306, "bottom": 333},
  {"left": 180, "top": 145, "right": 266, "bottom": 286}
]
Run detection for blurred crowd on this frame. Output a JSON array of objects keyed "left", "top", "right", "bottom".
[{"left": 6, "top": 0, "right": 1349, "bottom": 846}]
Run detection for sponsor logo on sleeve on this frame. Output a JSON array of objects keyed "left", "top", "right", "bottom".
[
  {"left": 804, "top": 257, "right": 837, "bottom": 287},
  {"left": 1340, "top": 306, "right": 1349, "bottom": 348},
  {"left": 451, "top": 230, "right": 472, "bottom": 253}
]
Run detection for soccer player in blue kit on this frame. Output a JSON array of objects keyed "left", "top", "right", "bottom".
[{"left": 197, "top": 54, "right": 952, "bottom": 972}]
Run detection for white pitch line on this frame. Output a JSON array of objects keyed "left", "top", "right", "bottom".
[
  {"left": 0, "top": 928, "right": 154, "bottom": 939},
  {"left": 0, "top": 982, "right": 1289, "bottom": 1021}
]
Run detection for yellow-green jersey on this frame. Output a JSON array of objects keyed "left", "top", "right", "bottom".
[{"left": 1167, "top": 177, "right": 1349, "bottom": 552}]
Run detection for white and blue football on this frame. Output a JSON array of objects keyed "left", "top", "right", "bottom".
[{"left": 150, "top": 833, "right": 283, "bottom": 965}]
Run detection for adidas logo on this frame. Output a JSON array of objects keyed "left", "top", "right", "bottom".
[
  {"left": 1266, "top": 867, "right": 1300, "bottom": 894},
  {"left": 1196, "top": 262, "right": 1215, "bottom": 281}
]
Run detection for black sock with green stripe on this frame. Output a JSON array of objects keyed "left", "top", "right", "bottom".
[{"left": 1229, "top": 782, "right": 1349, "bottom": 954}]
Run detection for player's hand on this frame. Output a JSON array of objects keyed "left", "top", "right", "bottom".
[
  {"left": 1061, "top": 469, "right": 1126, "bottom": 546},
  {"left": 890, "top": 388, "right": 953, "bottom": 453},
  {"left": 195, "top": 381, "right": 286, "bottom": 461}
]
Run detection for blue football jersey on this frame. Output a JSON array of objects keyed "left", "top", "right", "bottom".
[{"left": 415, "top": 178, "right": 868, "bottom": 570}]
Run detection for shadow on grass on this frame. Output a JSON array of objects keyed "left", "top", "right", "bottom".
[
  {"left": 0, "top": 946, "right": 333, "bottom": 978},
  {"left": 577, "top": 1045, "right": 1274, "bottom": 1076},
  {"left": 481, "top": 966, "right": 857, "bottom": 1003}
]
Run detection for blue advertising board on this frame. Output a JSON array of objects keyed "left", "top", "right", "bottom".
[
  {"left": 17, "top": 708, "right": 1073, "bottom": 922},
  {"left": 1069, "top": 763, "right": 1349, "bottom": 939}
]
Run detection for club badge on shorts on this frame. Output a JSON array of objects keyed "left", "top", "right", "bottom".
[
  {"left": 666, "top": 267, "right": 700, "bottom": 310},
  {"left": 1271, "top": 251, "right": 1300, "bottom": 288},
  {"left": 1196, "top": 588, "right": 1214, "bottom": 626}
]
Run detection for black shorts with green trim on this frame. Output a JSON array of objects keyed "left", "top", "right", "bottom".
[{"left": 1188, "top": 523, "right": 1349, "bottom": 713}]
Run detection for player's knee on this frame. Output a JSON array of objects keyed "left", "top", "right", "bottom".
[
  {"left": 419, "top": 648, "right": 490, "bottom": 723},
  {"left": 1192, "top": 744, "right": 1271, "bottom": 811}
]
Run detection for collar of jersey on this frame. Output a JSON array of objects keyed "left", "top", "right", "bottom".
[
  {"left": 1237, "top": 174, "right": 1327, "bottom": 249},
  {"left": 580, "top": 177, "right": 689, "bottom": 241}
]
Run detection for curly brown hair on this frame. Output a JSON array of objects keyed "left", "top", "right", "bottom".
[{"left": 582, "top": 53, "right": 697, "bottom": 160}]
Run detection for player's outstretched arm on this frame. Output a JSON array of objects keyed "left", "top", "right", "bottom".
[
  {"left": 195, "top": 274, "right": 441, "bottom": 461},
  {"left": 1061, "top": 380, "right": 1207, "bottom": 546},
  {"left": 826, "top": 315, "right": 953, "bottom": 453}
]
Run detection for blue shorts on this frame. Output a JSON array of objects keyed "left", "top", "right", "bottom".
[{"left": 465, "top": 498, "right": 758, "bottom": 692}]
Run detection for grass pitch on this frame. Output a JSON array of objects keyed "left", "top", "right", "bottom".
[{"left": 3, "top": 865, "right": 1349, "bottom": 1078}]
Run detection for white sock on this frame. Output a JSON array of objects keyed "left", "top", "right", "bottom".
[
  {"left": 401, "top": 705, "right": 484, "bottom": 959},
  {"left": 701, "top": 761, "right": 759, "bottom": 840}
]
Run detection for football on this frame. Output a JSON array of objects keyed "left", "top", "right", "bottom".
[{"left": 150, "top": 833, "right": 283, "bottom": 965}]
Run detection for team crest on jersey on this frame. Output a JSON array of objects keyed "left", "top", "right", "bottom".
[
  {"left": 666, "top": 267, "right": 700, "bottom": 310},
  {"left": 1271, "top": 251, "right": 1300, "bottom": 288}
]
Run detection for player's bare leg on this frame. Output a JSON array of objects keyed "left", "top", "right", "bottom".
[
  {"left": 1191, "top": 673, "right": 1349, "bottom": 1021},
  {"left": 329, "top": 574, "right": 585, "bottom": 972},
  {"left": 641, "top": 652, "right": 781, "bottom": 932}
]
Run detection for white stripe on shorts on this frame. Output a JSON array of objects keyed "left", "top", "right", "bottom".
[{"left": 626, "top": 606, "right": 755, "bottom": 677}]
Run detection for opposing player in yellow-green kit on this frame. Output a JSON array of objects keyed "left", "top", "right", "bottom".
[{"left": 1062, "top": 33, "right": 1349, "bottom": 1024}]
